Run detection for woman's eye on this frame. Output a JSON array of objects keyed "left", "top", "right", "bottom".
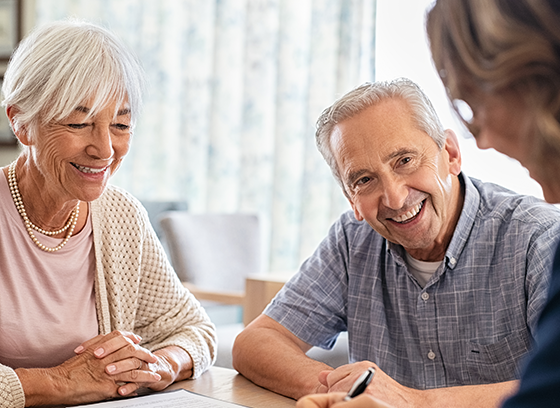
[
  {"left": 113, "top": 123, "right": 130, "bottom": 131},
  {"left": 67, "top": 123, "right": 87, "bottom": 129},
  {"left": 399, "top": 157, "right": 412, "bottom": 166}
]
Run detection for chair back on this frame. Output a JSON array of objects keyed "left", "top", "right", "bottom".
[{"left": 158, "top": 212, "right": 261, "bottom": 292}]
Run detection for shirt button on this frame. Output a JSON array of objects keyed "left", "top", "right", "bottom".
[
  {"left": 421, "top": 292, "right": 430, "bottom": 301},
  {"left": 449, "top": 257, "right": 457, "bottom": 265},
  {"left": 427, "top": 350, "right": 436, "bottom": 360}
]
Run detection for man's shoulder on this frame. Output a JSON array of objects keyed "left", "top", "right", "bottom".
[{"left": 471, "top": 177, "right": 560, "bottom": 226}]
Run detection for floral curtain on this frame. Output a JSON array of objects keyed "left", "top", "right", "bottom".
[{"left": 34, "top": 0, "right": 377, "bottom": 272}]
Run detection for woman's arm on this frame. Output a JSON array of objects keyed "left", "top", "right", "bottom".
[{"left": 15, "top": 331, "right": 161, "bottom": 407}]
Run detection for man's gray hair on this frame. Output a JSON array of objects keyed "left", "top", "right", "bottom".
[
  {"left": 2, "top": 19, "right": 145, "bottom": 139},
  {"left": 315, "top": 78, "right": 446, "bottom": 189}
]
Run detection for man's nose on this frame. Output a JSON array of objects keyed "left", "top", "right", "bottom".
[{"left": 380, "top": 176, "right": 408, "bottom": 210}]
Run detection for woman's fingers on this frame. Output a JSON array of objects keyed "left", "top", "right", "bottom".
[
  {"left": 92, "top": 332, "right": 148, "bottom": 360},
  {"left": 109, "top": 364, "right": 161, "bottom": 383},
  {"left": 109, "top": 360, "right": 163, "bottom": 396},
  {"left": 75, "top": 331, "right": 142, "bottom": 354}
]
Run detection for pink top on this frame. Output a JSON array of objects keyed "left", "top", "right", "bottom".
[{"left": 0, "top": 170, "right": 98, "bottom": 369}]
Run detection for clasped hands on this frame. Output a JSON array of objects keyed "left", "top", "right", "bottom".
[
  {"left": 39, "top": 330, "right": 177, "bottom": 405},
  {"left": 73, "top": 330, "right": 169, "bottom": 396}
]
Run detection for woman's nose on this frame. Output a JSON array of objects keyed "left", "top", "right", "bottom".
[{"left": 86, "top": 126, "right": 114, "bottom": 160}]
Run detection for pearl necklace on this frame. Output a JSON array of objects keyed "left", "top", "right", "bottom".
[{"left": 8, "top": 161, "right": 79, "bottom": 252}]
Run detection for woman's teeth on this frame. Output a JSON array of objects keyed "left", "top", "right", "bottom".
[
  {"left": 72, "top": 163, "right": 105, "bottom": 174},
  {"left": 392, "top": 201, "right": 424, "bottom": 223}
]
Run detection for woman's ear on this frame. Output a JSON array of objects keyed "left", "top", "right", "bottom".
[{"left": 6, "top": 106, "right": 31, "bottom": 146}]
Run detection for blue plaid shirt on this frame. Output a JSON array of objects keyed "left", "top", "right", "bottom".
[{"left": 265, "top": 174, "right": 560, "bottom": 389}]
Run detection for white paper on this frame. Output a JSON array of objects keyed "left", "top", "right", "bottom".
[{"left": 68, "top": 389, "right": 247, "bottom": 408}]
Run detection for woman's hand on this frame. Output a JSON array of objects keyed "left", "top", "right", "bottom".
[
  {"left": 15, "top": 331, "right": 161, "bottom": 406},
  {"left": 74, "top": 330, "right": 163, "bottom": 396},
  {"left": 76, "top": 331, "right": 194, "bottom": 395},
  {"left": 297, "top": 392, "right": 393, "bottom": 408}
]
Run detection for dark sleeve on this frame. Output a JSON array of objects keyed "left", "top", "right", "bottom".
[{"left": 502, "top": 241, "right": 560, "bottom": 407}]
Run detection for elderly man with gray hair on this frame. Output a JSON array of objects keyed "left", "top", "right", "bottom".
[{"left": 232, "top": 78, "right": 560, "bottom": 408}]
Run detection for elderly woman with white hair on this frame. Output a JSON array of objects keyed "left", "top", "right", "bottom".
[{"left": 0, "top": 20, "right": 216, "bottom": 408}]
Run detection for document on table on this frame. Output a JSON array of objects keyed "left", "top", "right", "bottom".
[{"left": 68, "top": 389, "right": 248, "bottom": 408}]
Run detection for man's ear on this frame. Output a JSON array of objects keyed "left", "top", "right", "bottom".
[
  {"left": 348, "top": 197, "right": 364, "bottom": 221},
  {"left": 443, "top": 129, "right": 462, "bottom": 176},
  {"left": 6, "top": 106, "right": 31, "bottom": 146},
  {"left": 341, "top": 183, "right": 365, "bottom": 221}
]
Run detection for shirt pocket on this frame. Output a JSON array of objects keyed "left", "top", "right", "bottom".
[{"left": 465, "top": 330, "right": 531, "bottom": 383}]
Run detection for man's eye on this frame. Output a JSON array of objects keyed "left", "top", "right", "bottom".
[
  {"left": 357, "top": 176, "right": 371, "bottom": 185},
  {"left": 400, "top": 157, "right": 412, "bottom": 165}
]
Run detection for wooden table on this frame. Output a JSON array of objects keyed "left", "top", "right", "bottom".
[{"left": 168, "top": 366, "right": 297, "bottom": 407}]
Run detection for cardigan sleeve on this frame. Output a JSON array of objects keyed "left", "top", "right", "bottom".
[
  {"left": 91, "top": 186, "right": 216, "bottom": 378},
  {"left": 0, "top": 365, "right": 25, "bottom": 408},
  {"left": 132, "top": 225, "right": 217, "bottom": 377}
]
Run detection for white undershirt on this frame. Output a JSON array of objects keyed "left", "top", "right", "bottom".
[
  {"left": 405, "top": 252, "right": 442, "bottom": 288},
  {"left": 0, "top": 171, "right": 98, "bottom": 369}
]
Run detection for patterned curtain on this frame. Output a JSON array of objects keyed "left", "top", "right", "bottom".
[{"left": 34, "top": 0, "right": 377, "bottom": 272}]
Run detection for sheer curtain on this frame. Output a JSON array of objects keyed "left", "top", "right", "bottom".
[{"left": 34, "top": 0, "right": 377, "bottom": 271}]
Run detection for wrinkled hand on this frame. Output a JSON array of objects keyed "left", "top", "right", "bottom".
[
  {"left": 18, "top": 331, "right": 163, "bottom": 406},
  {"left": 297, "top": 392, "right": 393, "bottom": 408},
  {"left": 74, "top": 330, "right": 163, "bottom": 397},
  {"left": 318, "top": 361, "right": 421, "bottom": 408}
]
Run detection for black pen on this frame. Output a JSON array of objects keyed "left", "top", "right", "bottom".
[{"left": 344, "top": 367, "right": 376, "bottom": 401}]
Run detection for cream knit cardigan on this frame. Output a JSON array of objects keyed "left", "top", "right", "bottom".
[{"left": 0, "top": 185, "right": 217, "bottom": 408}]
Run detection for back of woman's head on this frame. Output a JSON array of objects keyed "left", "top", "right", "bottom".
[
  {"left": 2, "top": 20, "right": 145, "bottom": 138},
  {"left": 427, "top": 0, "right": 560, "bottom": 151}
]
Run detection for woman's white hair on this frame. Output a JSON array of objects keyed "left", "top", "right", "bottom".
[
  {"left": 315, "top": 78, "right": 446, "bottom": 191},
  {"left": 2, "top": 19, "right": 145, "bottom": 139}
]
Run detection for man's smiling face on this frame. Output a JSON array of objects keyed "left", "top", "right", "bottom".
[{"left": 330, "top": 97, "right": 463, "bottom": 261}]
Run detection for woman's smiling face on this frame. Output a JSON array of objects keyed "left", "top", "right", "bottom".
[{"left": 30, "top": 97, "right": 132, "bottom": 203}]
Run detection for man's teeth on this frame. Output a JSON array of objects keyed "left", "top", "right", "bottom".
[
  {"left": 392, "top": 201, "right": 424, "bottom": 223},
  {"left": 73, "top": 164, "right": 105, "bottom": 174}
]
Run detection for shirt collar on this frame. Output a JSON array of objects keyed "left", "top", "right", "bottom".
[{"left": 444, "top": 173, "right": 479, "bottom": 269}]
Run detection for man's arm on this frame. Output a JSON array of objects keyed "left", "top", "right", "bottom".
[
  {"left": 232, "top": 314, "right": 333, "bottom": 399},
  {"left": 233, "top": 315, "right": 519, "bottom": 407},
  {"left": 322, "top": 361, "right": 519, "bottom": 408}
]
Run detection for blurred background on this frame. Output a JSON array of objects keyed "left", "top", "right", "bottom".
[{"left": 0, "top": 0, "right": 543, "bottom": 274}]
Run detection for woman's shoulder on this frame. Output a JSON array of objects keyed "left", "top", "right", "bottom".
[
  {"left": 91, "top": 185, "right": 149, "bottom": 227},
  {"left": 96, "top": 185, "right": 143, "bottom": 210}
]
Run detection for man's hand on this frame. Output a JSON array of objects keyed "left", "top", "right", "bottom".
[
  {"left": 318, "top": 360, "right": 517, "bottom": 408},
  {"left": 318, "top": 361, "right": 421, "bottom": 408},
  {"left": 297, "top": 392, "right": 393, "bottom": 408}
]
